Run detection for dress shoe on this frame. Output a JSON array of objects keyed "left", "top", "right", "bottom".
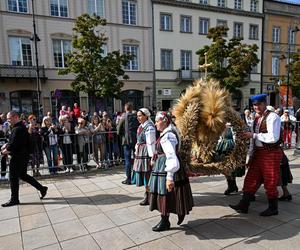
[
  {"left": 152, "top": 216, "right": 170, "bottom": 232},
  {"left": 278, "top": 194, "right": 292, "bottom": 201},
  {"left": 224, "top": 179, "right": 238, "bottom": 195},
  {"left": 40, "top": 186, "right": 48, "bottom": 199},
  {"left": 121, "top": 179, "right": 131, "bottom": 185},
  {"left": 177, "top": 215, "right": 185, "bottom": 225},
  {"left": 260, "top": 198, "right": 278, "bottom": 216},
  {"left": 1, "top": 199, "right": 20, "bottom": 207}
]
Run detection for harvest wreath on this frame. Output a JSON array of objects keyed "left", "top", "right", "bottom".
[{"left": 172, "top": 79, "right": 248, "bottom": 176}]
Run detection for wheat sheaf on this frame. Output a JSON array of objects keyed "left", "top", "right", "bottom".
[{"left": 173, "top": 79, "right": 248, "bottom": 175}]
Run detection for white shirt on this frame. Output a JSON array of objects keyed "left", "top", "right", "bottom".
[
  {"left": 280, "top": 114, "right": 297, "bottom": 123},
  {"left": 160, "top": 125, "right": 180, "bottom": 181},
  {"left": 253, "top": 111, "right": 281, "bottom": 147},
  {"left": 141, "top": 120, "right": 156, "bottom": 157}
]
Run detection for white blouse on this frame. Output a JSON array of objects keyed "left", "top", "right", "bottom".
[
  {"left": 160, "top": 125, "right": 180, "bottom": 181},
  {"left": 141, "top": 120, "right": 156, "bottom": 157}
]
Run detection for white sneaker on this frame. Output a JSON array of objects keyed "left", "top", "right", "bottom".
[{"left": 70, "top": 168, "right": 74, "bottom": 173}]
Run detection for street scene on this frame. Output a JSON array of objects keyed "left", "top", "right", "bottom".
[{"left": 1, "top": 0, "right": 300, "bottom": 249}]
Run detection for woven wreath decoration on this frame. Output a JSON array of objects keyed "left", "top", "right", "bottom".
[{"left": 173, "top": 78, "right": 248, "bottom": 176}]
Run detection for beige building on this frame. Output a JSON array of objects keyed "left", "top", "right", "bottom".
[
  {"left": 263, "top": 0, "right": 300, "bottom": 108},
  {"left": 152, "top": 0, "right": 263, "bottom": 111},
  {"left": 0, "top": 0, "right": 154, "bottom": 116}
]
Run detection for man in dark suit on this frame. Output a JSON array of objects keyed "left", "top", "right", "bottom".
[{"left": 1, "top": 111, "right": 48, "bottom": 207}]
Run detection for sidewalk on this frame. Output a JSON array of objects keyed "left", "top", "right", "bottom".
[{"left": 0, "top": 149, "right": 299, "bottom": 250}]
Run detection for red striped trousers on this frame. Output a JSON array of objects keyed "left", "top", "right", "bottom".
[{"left": 243, "top": 147, "right": 283, "bottom": 199}]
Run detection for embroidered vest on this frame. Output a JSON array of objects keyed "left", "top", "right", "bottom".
[{"left": 255, "top": 110, "right": 282, "bottom": 150}]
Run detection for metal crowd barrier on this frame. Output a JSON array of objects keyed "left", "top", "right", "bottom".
[{"left": 0, "top": 131, "right": 124, "bottom": 180}]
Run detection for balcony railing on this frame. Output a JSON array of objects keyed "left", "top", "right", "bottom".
[
  {"left": 0, "top": 64, "right": 47, "bottom": 80},
  {"left": 176, "top": 69, "right": 201, "bottom": 84}
]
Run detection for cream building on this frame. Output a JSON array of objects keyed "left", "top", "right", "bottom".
[
  {"left": 0, "top": 0, "right": 154, "bottom": 116},
  {"left": 152, "top": 0, "right": 263, "bottom": 111}
]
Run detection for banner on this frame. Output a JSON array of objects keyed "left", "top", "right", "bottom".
[{"left": 279, "top": 85, "right": 293, "bottom": 108}]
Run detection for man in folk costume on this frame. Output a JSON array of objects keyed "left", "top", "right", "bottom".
[
  {"left": 132, "top": 108, "right": 156, "bottom": 206},
  {"left": 149, "top": 112, "right": 194, "bottom": 232},
  {"left": 230, "top": 94, "right": 283, "bottom": 216}
]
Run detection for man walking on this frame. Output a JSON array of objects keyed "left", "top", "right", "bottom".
[
  {"left": 1, "top": 111, "right": 48, "bottom": 207},
  {"left": 230, "top": 94, "right": 283, "bottom": 216},
  {"left": 117, "top": 103, "right": 139, "bottom": 184}
]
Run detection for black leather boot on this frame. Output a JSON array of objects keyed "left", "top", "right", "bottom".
[
  {"left": 177, "top": 215, "right": 185, "bottom": 225},
  {"left": 229, "top": 193, "right": 251, "bottom": 213},
  {"left": 40, "top": 186, "right": 48, "bottom": 200},
  {"left": 224, "top": 179, "right": 238, "bottom": 195},
  {"left": 260, "top": 198, "right": 278, "bottom": 216},
  {"left": 139, "top": 191, "right": 149, "bottom": 206},
  {"left": 1, "top": 199, "right": 20, "bottom": 207},
  {"left": 152, "top": 215, "right": 171, "bottom": 232}
]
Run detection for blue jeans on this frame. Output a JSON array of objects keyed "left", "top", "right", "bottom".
[
  {"left": 44, "top": 145, "right": 58, "bottom": 173},
  {"left": 123, "top": 144, "right": 134, "bottom": 181}
]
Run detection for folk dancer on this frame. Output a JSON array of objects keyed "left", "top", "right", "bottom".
[{"left": 230, "top": 94, "right": 283, "bottom": 216}]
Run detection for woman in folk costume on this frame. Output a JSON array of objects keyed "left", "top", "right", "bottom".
[
  {"left": 132, "top": 108, "right": 156, "bottom": 206},
  {"left": 230, "top": 94, "right": 283, "bottom": 216},
  {"left": 149, "top": 111, "right": 194, "bottom": 232}
]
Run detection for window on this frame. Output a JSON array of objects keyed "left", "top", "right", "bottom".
[
  {"left": 122, "top": 0, "right": 137, "bottom": 25},
  {"left": 288, "top": 28, "right": 296, "bottom": 44},
  {"left": 7, "top": 0, "right": 28, "bottom": 13},
  {"left": 180, "top": 16, "right": 192, "bottom": 33},
  {"left": 272, "top": 27, "right": 280, "bottom": 43},
  {"left": 53, "top": 39, "right": 71, "bottom": 67},
  {"left": 250, "top": 88, "right": 256, "bottom": 95},
  {"left": 10, "top": 91, "right": 38, "bottom": 115},
  {"left": 199, "top": 18, "right": 209, "bottom": 35},
  {"left": 233, "top": 22, "right": 243, "bottom": 38},
  {"left": 217, "top": 19, "right": 227, "bottom": 28},
  {"left": 160, "top": 13, "right": 172, "bottom": 31},
  {"left": 123, "top": 45, "right": 139, "bottom": 70},
  {"left": 234, "top": 0, "right": 242, "bottom": 10},
  {"left": 50, "top": 0, "right": 68, "bottom": 17},
  {"left": 161, "top": 49, "right": 173, "bottom": 70},
  {"left": 250, "top": 0, "right": 258, "bottom": 12},
  {"left": 217, "top": 0, "right": 226, "bottom": 7},
  {"left": 251, "top": 65, "right": 258, "bottom": 73},
  {"left": 9, "top": 37, "right": 32, "bottom": 66},
  {"left": 180, "top": 50, "right": 192, "bottom": 70},
  {"left": 88, "top": 0, "right": 104, "bottom": 17},
  {"left": 199, "top": 0, "right": 208, "bottom": 4},
  {"left": 249, "top": 24, "right": 258, "bottom": 40},
  {"left": 272, "top": 57, "right": 279, "bottom": 76}
]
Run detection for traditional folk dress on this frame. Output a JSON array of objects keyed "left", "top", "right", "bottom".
[
  {"left": 149, "top": 125, "right": 194, "bottom": 216},
  {"left": 132, "top": 120, "right": 156, "bottom": 186},
  {"left": 243, "top": 110, "right": 283, "bottom": 199}
]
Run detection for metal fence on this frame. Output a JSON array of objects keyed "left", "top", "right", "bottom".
[{"left": 0, "top": 131, "right": 124, "bottom": 180}]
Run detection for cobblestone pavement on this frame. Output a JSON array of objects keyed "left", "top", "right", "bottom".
[{"left": 0, "top": 149, "right": 300, "bottom": 250}]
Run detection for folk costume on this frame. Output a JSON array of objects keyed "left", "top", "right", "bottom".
[
  {"left": 149, "top": 112, "right": 194, "bottom": 232},
  {"left": 280, "top": 110, "right": 296, "bottom": 149},
  {"left": 230, "top": 94, "right": 283, "bottom": 216},
  {"left": 132, "top": 108, "right": 156, "bottom": 205}
]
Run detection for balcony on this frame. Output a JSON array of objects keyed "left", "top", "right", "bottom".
[
  {"left": 0, "top": 64, "right": 47, "bottom": 80},
  {"left": 176, "top": 69, "right": 201, "bottom": 84}
]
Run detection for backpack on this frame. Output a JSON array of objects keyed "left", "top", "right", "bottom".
[{"left": 125, "top": 112, "right": 139, "bottom": 147}]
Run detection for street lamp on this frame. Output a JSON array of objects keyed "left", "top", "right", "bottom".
[
  {"left": 30, "top": 0, "right": 42, "bottom": 120},
  {"left": 286, "top": 25, "right": 299, "bottom": 111}
]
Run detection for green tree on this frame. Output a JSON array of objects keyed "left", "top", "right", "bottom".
[
  {"left": 196, "top": 26, "right": 259, "bottom": 91},
  {"left": 59, "top": 14, "right": 132, "bottom": 111},
  {"left": 289, "top": 53, "right": 300, "bottom": 98}
]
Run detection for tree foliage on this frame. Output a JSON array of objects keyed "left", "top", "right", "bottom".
[
  {"left": 289, "top": 53, "right": 300, "bottom": 97},
  {"left": 196, "top": 26, "right": 259, "bottom": 92},
  {"left": 59, "top": 14, "right": 132, "bottom": 107}
]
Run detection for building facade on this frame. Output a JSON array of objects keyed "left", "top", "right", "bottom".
[
  {"left": 263, "top": 0, "right": 300, "bottom": 108},
  {"left": 152, "top": 0, "right": 263, "bottom": 111},
  {"left": 0, "top": 0, "right": 154, "bottom": 116}
]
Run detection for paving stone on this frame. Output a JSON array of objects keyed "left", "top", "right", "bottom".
[
  {"left": 78, "top": 184, "right": 100, "bottom": 193},
  {"left": 20, "top": 212, "right": 50, "bottom": 231},
  {"left": 35, "top": 243, "right": 62, "bottom": 250},
  {"left": 64, "top": 195, "right": 92, "bottom": 205},
  {"left": 0, "top": 232, "right": 23, "bottom": 250},
  {"left": 120, "top": 220, "right": 162, "bottom": 245},
  {"left": 61, "top": 235, "right": 100, "bottom": 250},
  {"left": 95, "top": 197, "right": 125, "bottom": 212},
  {"left": 22, "top": 225, "right": 58, "bottom": 250},
  {"left": 53, "top": 220, "right": 89, "bottom": 241},
  {"left": 47, "top": 207, "right": 77, "bottom": 224},
  {"left": 138, "top": 237, "right": 182, "bottom": 250},
  {"left": 168, "top": 230, "right": 221, "bottom": 250},
  {"left": 0, "top": 205, "right": 19, "bottom": 221},
  {"left": 80, "top": 213, "right": 115, "bottom": 233},
  {"left": 59, "top": 187, "right": 83, "bottom": 197},
  {"left": 0, "top": 217, "right": 20, "bottom": 237},
  {"left": 92, "top": 227, "right": 135, "bottom": 250},
  {"left": 95, "top": 181, "right": 118, "bottom": 190},
  {"left": 19, "top": 203, "right": 46, "bottom": 217},
  {"left": 72, "top": 203, "right": 102, "bottom": 218},
  {"left": 105, "top": 208, "right": 140, "bottom": 226}
]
